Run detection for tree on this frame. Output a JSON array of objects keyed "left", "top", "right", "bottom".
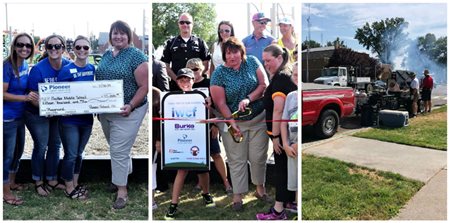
[
  {"left": 325, "top": 37, "right": 347, "bottom": 48},
  {"left": 152, "top": 3, "right": 217, "bottom": 49},
  {"left": 301, "top": 39, "right": 321, "bottom": 50},
  {"left": 354, "top": 17, "right": 408, "bottom": 64},
  {"left": 417, "top": 33, "right": 447, "bottom": 65}
]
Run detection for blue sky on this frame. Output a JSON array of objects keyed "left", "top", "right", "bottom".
[{"left": 301, "top": 3, "right": 447, "bottom": 55}]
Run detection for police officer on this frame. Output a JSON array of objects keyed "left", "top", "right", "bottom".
[{"left": 161, "top": 12, "right": 211, "bottom": 91}]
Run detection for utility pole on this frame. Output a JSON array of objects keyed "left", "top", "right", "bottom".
[{"left": 306, "top": 4, "right": 311, "bottom": 82}]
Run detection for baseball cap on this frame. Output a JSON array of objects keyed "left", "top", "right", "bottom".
[
  {"left": 252, "top": 12, "right": 271, "bottom": 22},
  {"left": 278, "top": 17, "right": 293, "bottom": 25},
  {"left": 176, "top": 68, "right": 195, "bottom": 79}
]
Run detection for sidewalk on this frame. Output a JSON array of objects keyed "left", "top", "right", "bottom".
[{"left": 303, "top": 136, "right": 447, "bottom": 220}]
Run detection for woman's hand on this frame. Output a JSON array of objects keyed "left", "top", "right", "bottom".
[
  {"left": 273, "top": 138, "right": 283, "bottom": 155},
  {"left": 120, "top": 104, "right": 133, "bottom": 117},
  {"left": 238, "top": 98, "right": 250, "bottom": 112},
  {"left": 284, "top": 143, "right": 297, "bottom": 158},
  {"left": 28, "top": 91, "right": 40, "bottom": 107}
]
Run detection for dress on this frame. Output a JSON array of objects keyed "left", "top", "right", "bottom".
[
  {"left": 262, "top": 70, "right": 297, "bottom": 202},
  {"left": 95, "top": 46, "right": 149, "bottom": 186},
  {"left": 161, "top": 35, "right": 211, "bottom": 91}
]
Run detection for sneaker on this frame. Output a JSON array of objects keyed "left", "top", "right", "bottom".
[
  {"left": 253, "top": 191, "right": 273, "bottom": 204},
  {"left": 285, "top": 202, "right": 297, "bottom": 213},
  {"left": 164, "top": 203, "right": 178, "bottom": 220},
  {"left": 202, "top": 193, "right": 216, "bottom": 207},
  {"left": 256, "top": 207, "right": 288, "bottom": 220}
]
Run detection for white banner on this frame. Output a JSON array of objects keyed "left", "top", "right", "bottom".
[
  {"left": 161, "top": 91, "right": 209, "bottom": 170},
  {"left": 38, "top": 80, "right": 124, "bottom": 116}
]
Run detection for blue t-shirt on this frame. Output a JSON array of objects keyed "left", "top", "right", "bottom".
[
  {"left": 95, "top": 47, "right": 148, "bottom": 106},
  {"left": 3, "top": 60, "right": 29, "bottom": 120},
  {"left": 242, "top": 33, "right": 275, "bottom": 63},
  {"left": 26, "top": 57, "right": 71, "bottom": 114},
  {"left": 210, "top": 55, "right": 264, "bottom": 120},
  {"left": 57, "top": 62, "right": 95, "bottom": 126}
]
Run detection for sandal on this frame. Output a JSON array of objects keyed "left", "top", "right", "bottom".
[
  {"left": 35, "top": 183, "right": 49, "bottom": 197},
  {"left": 3, "top": 196, "right": 24, "bottom": 206},
  {"left": 64, "top": 188, "right": 88, "bottom": 200},
  {"left": 45, "top": 182, "right": 65, "bottom": 192}
]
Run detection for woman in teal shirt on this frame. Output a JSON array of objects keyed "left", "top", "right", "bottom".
[{"left": 95, "top": 20, "right": 149, "bottom": 209}]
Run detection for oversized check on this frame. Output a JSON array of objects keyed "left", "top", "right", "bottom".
[{"left": 38, "top": 80, "right": 124, "bottom": 116}]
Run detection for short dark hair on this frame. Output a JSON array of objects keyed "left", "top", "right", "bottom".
[
  {"left": 221, "top": 37, "right": 246, "bottom": 63},
  {"left": 109, "top": 20, "right": 132, "bottom": 45}
]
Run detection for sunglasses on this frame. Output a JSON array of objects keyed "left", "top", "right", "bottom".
[
  {"left": 15, "top": 42, "right": 33, "bottom": 49},
  {"left": 259, "top": 21, "right": 268, "bottom": 25},
  {"left": 75, "top": 45, "right": 90, "bottom": 51},
  {"left": 219, "top": 29, "right": 231, "bottom": 34},
  {"left": 46, "top": 44, "right": 63, "bottom": 50},
  {"left": 191, "top": 68, "right": 200, "bottom": 72},
  {"left": 178, "top": 21, "right": 192, "bottom": 25}
]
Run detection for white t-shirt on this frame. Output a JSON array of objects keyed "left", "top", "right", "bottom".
[
  {"left": 212, "top": 42, "right": 224, "bottom": 67},
  {"left": 410, "top": 77, "right": 420, "bottom": 90}
]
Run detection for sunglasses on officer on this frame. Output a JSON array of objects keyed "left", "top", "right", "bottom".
[
  {"left": 46, "top": 44, "right": 63, "bottom": 50},
  {"left": 178, "top": 20, "right": 192, "bottom": 25}
]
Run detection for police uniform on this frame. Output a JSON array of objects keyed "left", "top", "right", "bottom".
[{"left": 161, "top": 35, "right": 211, "bottom": 91}]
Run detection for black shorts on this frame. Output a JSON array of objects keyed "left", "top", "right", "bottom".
[
  {"left": 210, "top": 136, "right": 221, "bottom": 155},
  {"left": 421, "top": 89, "right": 432, "bottom": 101}
]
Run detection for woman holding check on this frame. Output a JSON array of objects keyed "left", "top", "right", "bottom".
[
  {"left": 95, "top": 20, "right": 148, "bottom": 209},
  {"left": 57, "top": 35, "right": 95, "bottom": 200},
  {"left": 26, "top": 34, "right": 70, "bottom": 197}
]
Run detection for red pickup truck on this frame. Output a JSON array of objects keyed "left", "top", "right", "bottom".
[{"left": 302, "top": 83, "right": 355, "bottom": 139}]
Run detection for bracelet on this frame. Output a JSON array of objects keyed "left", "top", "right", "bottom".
[
  {"left": 245, "top": 95, "right": 251, "bottom": 102},
  {"left": 128, "top": 102, "right": 135, "bottom": 110},
  {"left": 271, "top": 134, "right": 280, "bottom": 139}
]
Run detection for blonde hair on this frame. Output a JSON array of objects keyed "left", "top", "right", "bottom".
[{"left": 186, "top": 58, "right": 204, "bottom": 71}]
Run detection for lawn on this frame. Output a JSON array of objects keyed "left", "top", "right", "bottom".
[
  {"left": 302, "top": 155, "right": 423, "bottom": 220},
  {"left": 3, "top": 182, "right": 148, "bottom": 220},
  {"left": 353, "top": 106, "right": 447, "bottom": 150},
  {"left": 153, "top": 182, "right": 298, "bottom": 220}
]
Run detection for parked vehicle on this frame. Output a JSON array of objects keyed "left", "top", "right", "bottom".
[
  {"left": 302, "top": 83, "right": 355, "bottom": 139},
  {"left": 313, "top": 66, "right": 375, "bottom": 92}
]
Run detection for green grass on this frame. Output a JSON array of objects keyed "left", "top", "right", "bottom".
[
  {"left": 3, "top": 182, "right": 148, "bottom": 220},
  {"left": 302, "top": 155, "right": 423, "bottom": 220},
  {"left": 354, "top": 106, "right": 447, "bottom": 150},
  {"left": 153, "top": 183, "right": 298, "bottom": 220}
]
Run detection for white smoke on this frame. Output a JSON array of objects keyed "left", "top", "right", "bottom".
[{"left": 389, "top": 38, "right": 447, "bottom": 84}]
